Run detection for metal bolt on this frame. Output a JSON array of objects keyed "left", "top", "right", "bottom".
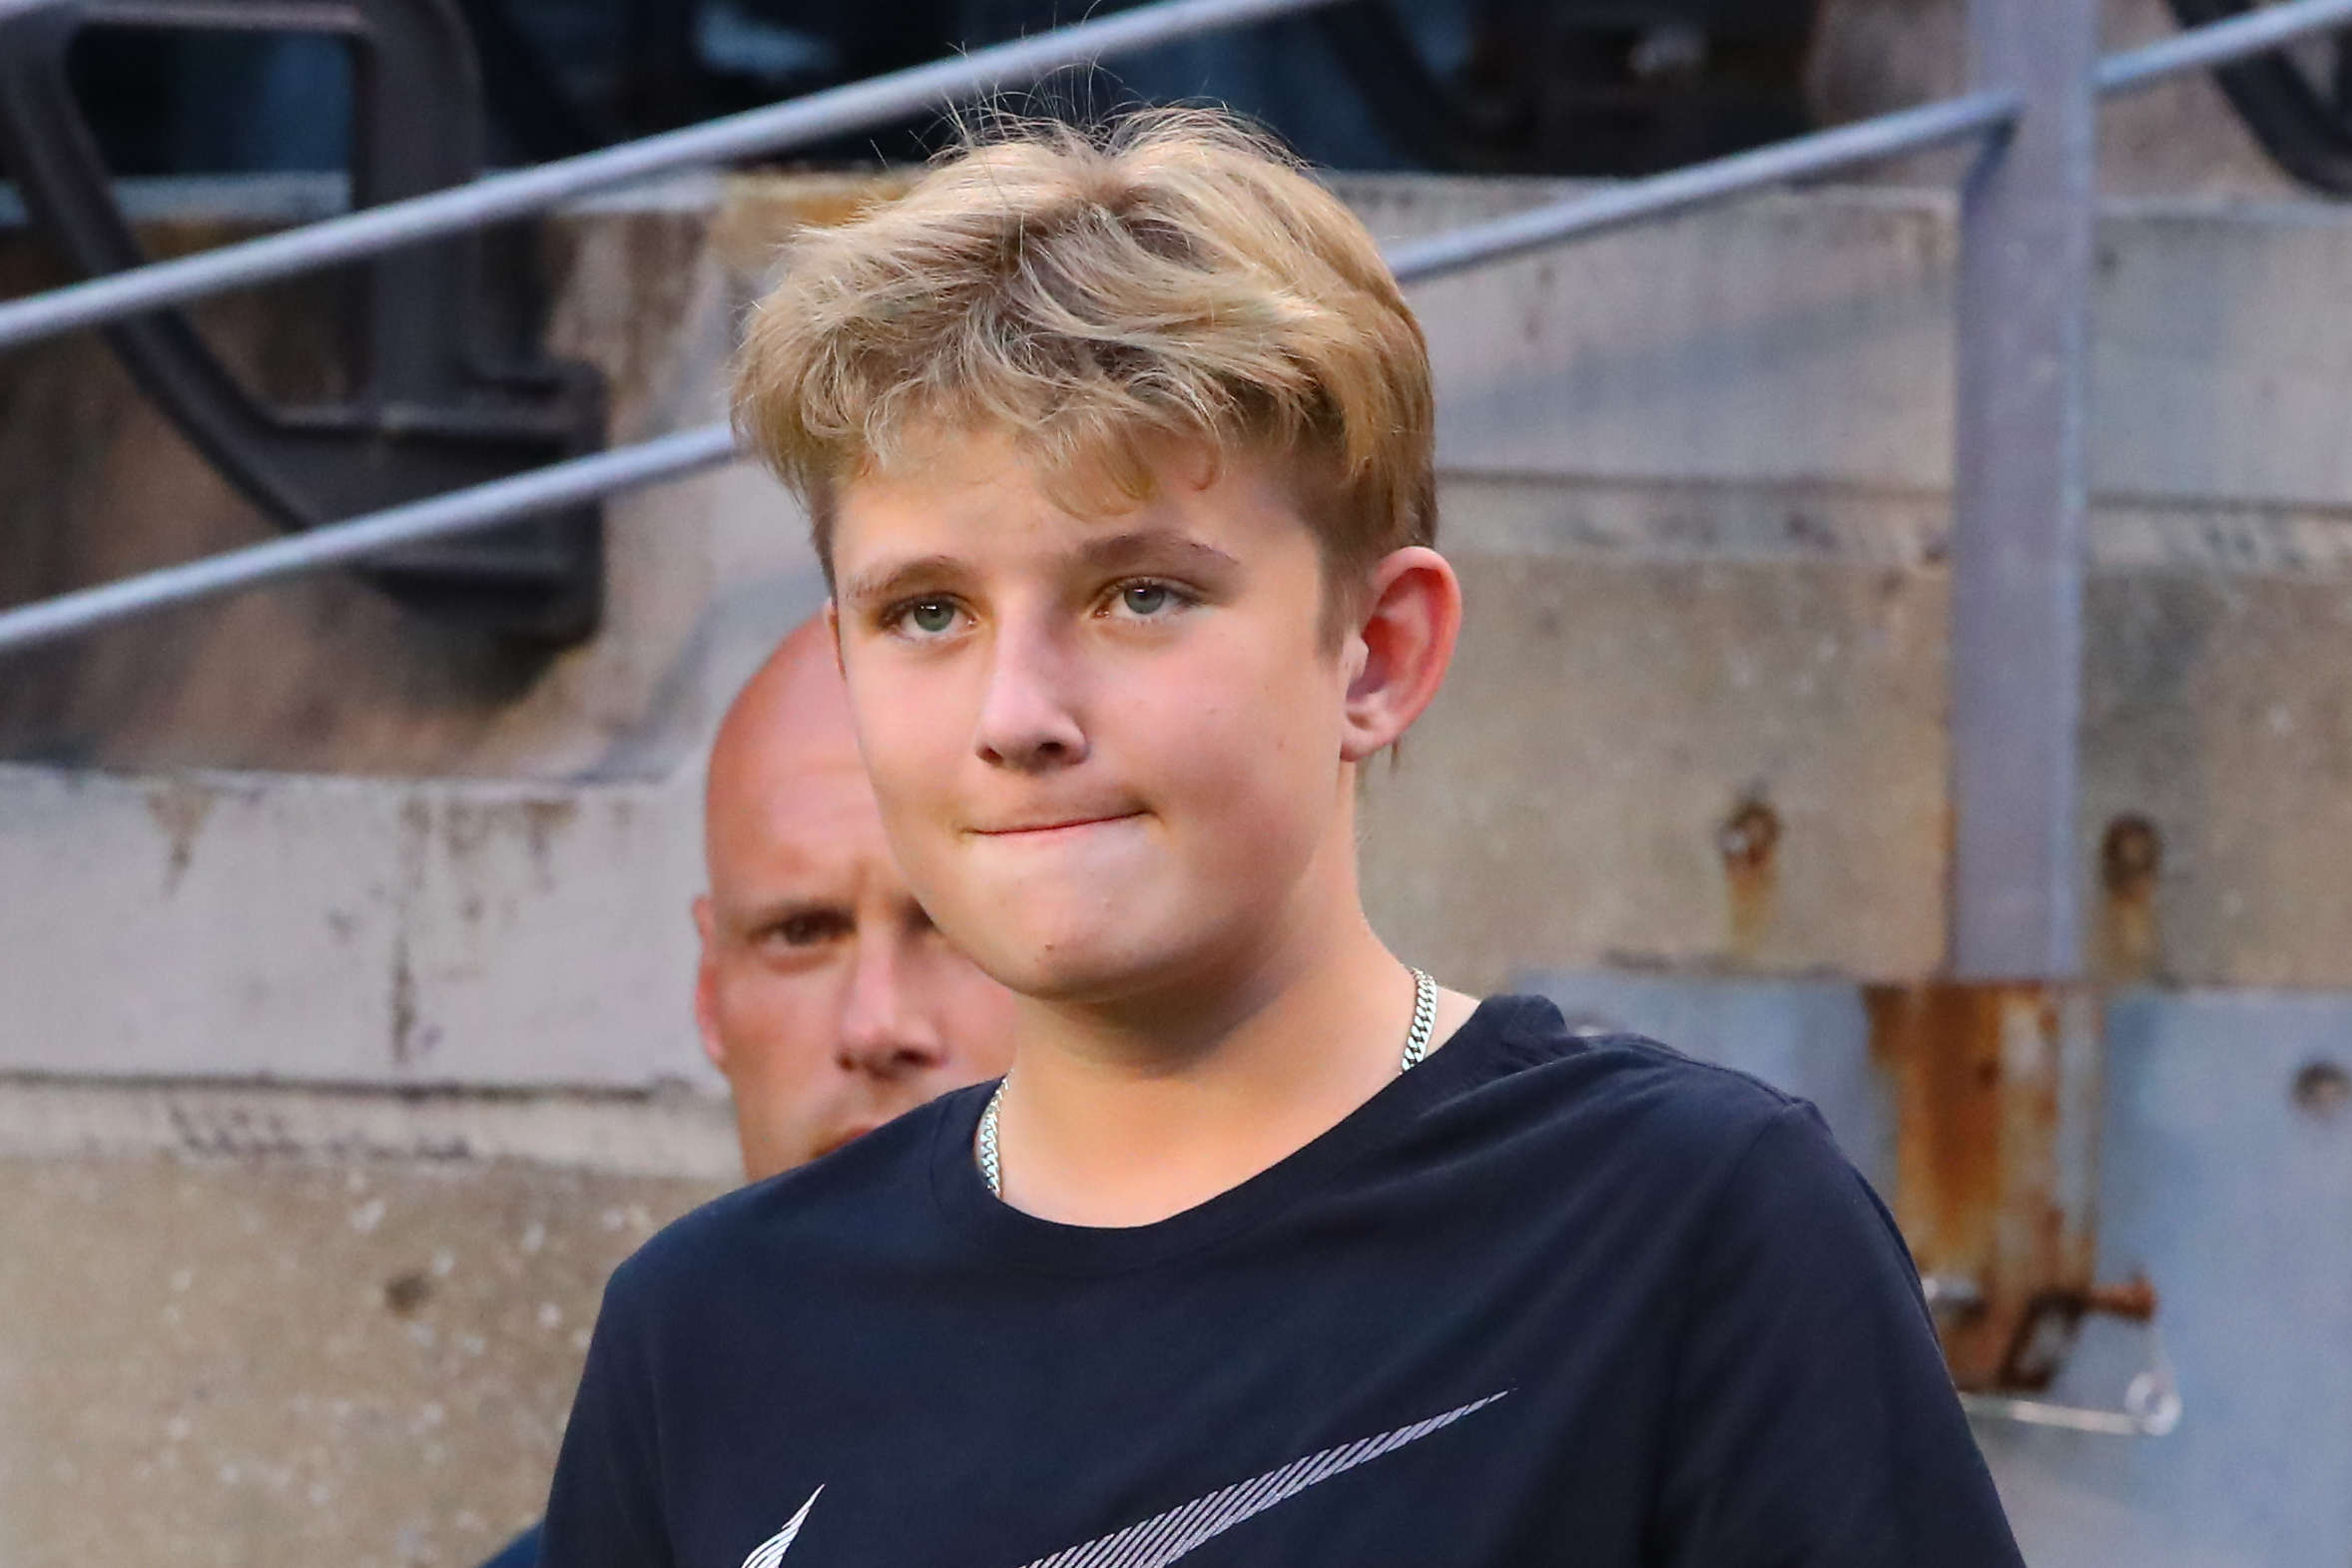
[
  {"left": 2100, "top": 814, "right": 2162, "bottom": 899},
  {"left": 1718, "top": 797, "right": 1781, "bottom": 874},
  {"left": 2292, "top": 1060, "right": 2351, "bottom": 1119},
  {"left": 1630, "top": 21, "right": 1707, "bottom": 80}
]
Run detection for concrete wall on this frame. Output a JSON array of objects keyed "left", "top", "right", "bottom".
[
  {"left": 20, "top": 175, "right": 2352, "bottom": 1086},
  {"left": 0, "top": 1089, "right": 728, "bottom": 1568}
]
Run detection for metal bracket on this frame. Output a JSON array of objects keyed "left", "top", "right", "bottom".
[
  {"left": 1930, "top": 1275, "right": 2184, "bottom": 1438},
  {"left": 0, "top": 0, "right": 607, "bottom": 642}
]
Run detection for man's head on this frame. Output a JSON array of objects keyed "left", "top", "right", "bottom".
[
  {"left": 732, "top": 112, "right": 1460, "bottom": 1017},
  {"left": 694, "top": 620, "right": 1018, "bottom": 1180}
]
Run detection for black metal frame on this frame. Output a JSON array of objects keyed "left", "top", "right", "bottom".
[
  {"left": 0, "top": 0, "right": 607, "bottom": 641},
  {"left": 2168, "top": 0, "right": 2352, "bottom": 194}
]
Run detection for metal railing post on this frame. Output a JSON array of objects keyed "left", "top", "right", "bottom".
[
  {"left": 1950, "top": 0, "right": 2100, "bottom": 982},
  {"left": 1869, "top": 0, "right": 2111, "bottom": 1400}
]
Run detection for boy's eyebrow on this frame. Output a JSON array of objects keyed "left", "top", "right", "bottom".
[
  {"left": 1072, "top": 529, "right": 1242, "bottom": 576},
  {"left": 839, "top": 555, "right": 966, "bottom": 609},
  {"left": 842, "top": 532, "right": 1242, "bottom": 609}
]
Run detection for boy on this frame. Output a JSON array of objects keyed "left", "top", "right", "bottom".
[{"left": 540, "top": 111, "right": 2023, "bottom": 1567}]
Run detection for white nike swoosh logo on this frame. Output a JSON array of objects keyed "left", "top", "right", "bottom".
[
  {"left": 740, "top": 1486, "right": 823, "bottom": 1568},
  {"left": 1017, "top": 1390, "right": 1509, "bottom": 1568}
]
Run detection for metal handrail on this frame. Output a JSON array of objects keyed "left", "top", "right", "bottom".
[
  {"left": 0, "top": 0, "right": 2340, "bottom": 356},
  {"left": 2099, "top": 0, "right": 2352, "bottom": 92},
  {"left": 4, "top": 0, "right": 2352, "bottom": 657},
  {"left": 1383, "top": 89, "right": 2019, "bottom": 282},
  {"left": 0, "top": 0, "right": 1345, "bottom": 355},
  {"left": 0, "top": 89, "right": 2029, "bottom": 656}
]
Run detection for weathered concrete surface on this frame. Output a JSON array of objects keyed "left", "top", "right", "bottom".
[
  {"left": 0, "top": 1076, "right": 739, "bottom": 1177},
  {"left": 15, "top": 176, "right": 2352, "bottom": 1077},
  {"left": 0, "top": 1144, "right": 722, "bottom": 1568},
  {"left": 1361, "top": 536, "right": 1950, "bottom": 995},
  {"left": 1354, "top": 177, "right": 2352, "bottom": 508},
  {"left": 0, "top": 763, "right": 711, "bottom": 1083},
  {"left": 1364, "top": 479, "right": 2352, "bottom": 997}
]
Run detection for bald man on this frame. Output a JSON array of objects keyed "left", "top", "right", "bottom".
[{"left": 694, "top": 617, "right": 1020, "bottom": 1181}]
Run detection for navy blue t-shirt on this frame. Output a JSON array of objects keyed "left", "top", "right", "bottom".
[{"left": 541, "top": 995, "right": 2023, "bottom": 1568}]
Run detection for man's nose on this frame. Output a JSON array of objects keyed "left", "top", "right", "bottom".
[
  {"left": 973, "top": 616, "right": 1086, "bottom": 773},
  {"left": 837, "top": 935, "right": 948, "bottom": 1079}
]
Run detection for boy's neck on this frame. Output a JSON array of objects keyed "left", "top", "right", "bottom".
[{"left": 988, "top": 899, "right": 1477, "bottom": 1228}]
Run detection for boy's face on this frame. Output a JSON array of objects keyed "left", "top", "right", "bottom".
[{"left": 830, "top": 432, "right": 1359, "bottom": 1008}]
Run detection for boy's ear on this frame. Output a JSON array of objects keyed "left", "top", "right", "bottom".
[{"left": 1339, "top": 546, "right": 1462, "bottom": 765}]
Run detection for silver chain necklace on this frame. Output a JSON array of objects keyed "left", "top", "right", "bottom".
[{"left": 977, "top": 967, "right": 1439, "bottom": 1200}]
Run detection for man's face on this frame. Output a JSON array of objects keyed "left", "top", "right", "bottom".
[
  {"left": 830, "top": 432, "right": 1360, "bottom": 1011},
  {"left": 695, "top": 651, "right": 1018, "bottom": 1182}
]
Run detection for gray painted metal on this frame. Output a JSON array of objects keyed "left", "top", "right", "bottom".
[
  {"left": 2098, "top": 0, "right": 2352, "bottom": 95},
  {"left": 1947, "top": 0, "right": 2100, "bottom": 981},
  {"left": 0, "top": 0, "right": 1345, "bottom": 356}
]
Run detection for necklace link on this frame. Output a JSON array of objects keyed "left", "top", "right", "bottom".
[{"left": 977, "top": 967, "right": 1438, "bottom": 1201}]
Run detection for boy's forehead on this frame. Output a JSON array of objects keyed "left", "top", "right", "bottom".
[{"left": 830, "top": 431, "right": 1312, "bottom": 592}]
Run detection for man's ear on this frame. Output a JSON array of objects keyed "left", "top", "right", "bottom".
[
  {"left": 691, "top": 895, "right": 730, "bottom": 1073},
  {"left": 1339, "top": 546, "right": 1462, "bottom": 765}
]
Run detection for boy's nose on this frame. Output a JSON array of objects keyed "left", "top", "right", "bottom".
[{"left": 973, "top": 623, "right": 1087, "bottom": 773}]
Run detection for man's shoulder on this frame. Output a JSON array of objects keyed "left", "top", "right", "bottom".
[{"left": 604, "top": 1087, "right": 980, "bottom": 1316}]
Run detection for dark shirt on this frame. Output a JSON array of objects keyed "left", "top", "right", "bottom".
[{"left": 541, "top": 995, "right": 2024, "bottom": 1568}]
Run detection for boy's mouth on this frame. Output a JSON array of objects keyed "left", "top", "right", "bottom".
[{"left": 968, "top": 810, "right": 1146, "bottom": 838}]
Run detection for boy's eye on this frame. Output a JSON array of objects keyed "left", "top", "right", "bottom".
[
  {"left": 897, "top": 599, "right": 959, "bottom": 636},
  {"left": 1113, "top": 581, "right": 1187, "bottom": 619}
]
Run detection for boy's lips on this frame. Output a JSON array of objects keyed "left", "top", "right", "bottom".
[{"left": 967, "top": 809, "right": 1146, "bottom": 838}]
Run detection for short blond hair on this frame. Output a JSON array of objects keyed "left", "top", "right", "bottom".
[{"left": 731, "top": 109, "right": 1436, "bottom": 623}]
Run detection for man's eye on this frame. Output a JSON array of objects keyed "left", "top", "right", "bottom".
[
  {"left": 897, "top": 599, "right": 958, "bottom": 636},
  {"left": 770, "top": 911, "right": 852, "bottom": 947}
]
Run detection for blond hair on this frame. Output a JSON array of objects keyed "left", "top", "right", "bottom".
[{"left": 731, "top": 109, "right": 1436, "bottom": 626}]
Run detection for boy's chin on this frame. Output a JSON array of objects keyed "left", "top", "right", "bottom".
[{"left": 959, "top": 919, "right": 1191, "bottom": 1009}]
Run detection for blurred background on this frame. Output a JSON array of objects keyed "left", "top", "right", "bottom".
[{"left": 2, "top": 1, "right": 2351, "bottom": 1565}]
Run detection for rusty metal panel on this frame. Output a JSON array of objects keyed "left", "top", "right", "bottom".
[{"left": 1864, "top": 982, "right": 2105, "bottom": 1389}]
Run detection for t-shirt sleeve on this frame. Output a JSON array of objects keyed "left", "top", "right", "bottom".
[
  {"left": 539, "top": 1269, "right": 674, "bottom": 1568},
  {"left": 1648, "top": 1102, "right": 2026, "bottom": 1567}
]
